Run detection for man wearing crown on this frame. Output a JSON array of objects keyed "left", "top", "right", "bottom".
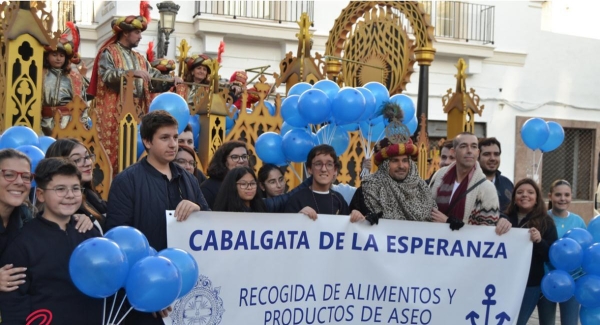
[
  {"left": 88, "top": 8, "right": 183, "bottom": 173},
  {"left": 41, "top": 22, "right": 90, "bottom": 136}
]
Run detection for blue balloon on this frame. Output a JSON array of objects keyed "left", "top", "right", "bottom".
[
  {"left": 581, "top": 306, "right": 600, "bottom": 325},
  {"left": 148, "top": 246, "right": 157, "bottom": 256},
  {"left": 340, "top": 123, "right": 359, "bottom": 132},
  {"left": 565, "top": 228, "right": 594, "bottom": 250},
  {"left": 0, "top": 126, "right": 39, "bottom": 149},
  {"left": 157, "top": 248, "right": 199, "bottom": 299},
  {"left": 356, "top": 88, "right": 376, "bottom": 121},
  {"left": 589, "top": 216, "right": 600, "bottom": 243},
  {"left": 281, "top": 95, "right": 308, "bottom": 128},
  {"left": 125, "top": 256, "right": 182, "bottom": 312},
  {"left": 406, "top": 115, "right": 418, "bottom": 136},
  {"left": 575, "top": 275, "right": 600, "bottom": 308},
  {"left": 280, "top": 122, "right": 309, "bottom": 137},
  {"left": 331, "top": 88, "right": 366, "bottom": 125},
  {"left": 550, "top": 238, "right": 584, "bottom": 272},
  {"left": 37, "top": 136, "right": 56, "bottom": 154},
  {"left": 583, "top": 244, "right": 600, "bottom": 276},
  {"left": 298, "top": 89, "right": 332, "bottom": 125},
  {"left": 282, "top": 129, "right": 315, "bottom": 163},
  {"left": 363, "top": 82, "right": 390, "bottom": 117},
  {"left": 69, "top": 238, "right": 129, "bottom": 298},
  {"left": 256, "top": 132, "right": 287, "bottom": 165},
  {"left": 136, "top": 127, "right": 145, "bottom": 160},
  {"left": 288, "top": 82, "right": 312, "bottom": 96},
  {"left": 262, "top": 101, "right": 276, "bottom": 116},
  {"left": 540, "top": 121, "right": 565, "bottom": 153},
  {"left": 520, "top": 118, "right": 550, "bottom": 150},
  {"left": 359, "top": 121, "right": 385, "bottom": 143},
  {"left": 312, "top": 80, "right": 340, "bottom": 102},
  {"left": 316, "top": 125, "right": 350, "bottom": 156},
  {"left": 104, "top": 226, "right": 150, "bottom": 270},
  {"left": 541, "top": 270, "right": 576, "bottom": 303},
  {"left": 188, "top": 115, "right": 201, "bottom": 139},
  {"left": 369, "top": 115, "right": 384, "bottom": 127},
  {"left": 15, "top": 145, "right": 45, "bottom": 171},
  {"left": 149, "top": 93, "right": 190, "bottom": 134},
  {"left": 389, "top": 94, "right": 416, "bottom": 123}
]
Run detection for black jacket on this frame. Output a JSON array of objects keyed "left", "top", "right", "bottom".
[
  {"left": 200, "top": 177, "right": 222, "bottom": 210},
  {"left": 0, "top": 215, "right": 103, "bottom": 324},
  {"left": 105, "top": 158, "right": 210, "bottom": 251},
  {"left": 0, "top": 205, "right": 32, "bottom": 257},
  {"left": 507, "top": 211, "right": 558, "bottom": 287},
  {"left": 494, "top": 171, "right": 514, "bottom": 213}
]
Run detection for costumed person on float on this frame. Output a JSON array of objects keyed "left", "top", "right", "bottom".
[
  {"left": 176, "top": 51, "right": 220, "bottom": 107},
  {"left": 41, "top": 22, "right": 90, "bottom": 136},
  {"left": 87, "top": 1, "right": 183, "bottom": 173}
]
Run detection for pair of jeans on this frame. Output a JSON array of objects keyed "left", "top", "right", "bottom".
[
  {"left": 537, "top": 295, "right": 580, "bottom": 325},
  {"left": 517, "top": 286, "right": 541, "bottom": 325}
]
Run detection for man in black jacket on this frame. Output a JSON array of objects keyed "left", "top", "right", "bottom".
[
  {"left": 106, "top": 110, "right": 209, "bottom": 324},
  {"left": 478, "top": 137, "right": 514, "bottom": 213}
]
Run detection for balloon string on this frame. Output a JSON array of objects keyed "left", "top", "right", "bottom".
[
  {"left": 107, "top": 293, "right": 117, "bottom": 325},
  {"left": 114, "top": 307, "right": 133, "bottom": 325},
  {"left": 357, "top": 125, "right": 369, "bottom": 158},
  {"left": 289, "top": 163, "right": 302, "bottom": 183},
  {"left": 31, "top": 187, "right": 37, "bottom": 207},
  {"left": 535, "top": 153, "right": 544, "bottom": 177},
  {"left": 110, "top": 294, "right": 128, "bottom": 325},
  {"left": 102, "top": 298, "right": 106, "bottom": 325}
]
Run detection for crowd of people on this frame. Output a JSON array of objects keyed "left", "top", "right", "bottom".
[{"left": 0, "top": 10, "right": 588, "bottom": 325}]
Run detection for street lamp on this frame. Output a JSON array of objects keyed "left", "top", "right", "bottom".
[{"left": 156, "top": 1, "right": 180, "bottom": 58}]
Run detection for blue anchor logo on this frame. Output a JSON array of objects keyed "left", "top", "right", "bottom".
[{"left": 465, "top": 285, "right": 511, "bottom": 325}]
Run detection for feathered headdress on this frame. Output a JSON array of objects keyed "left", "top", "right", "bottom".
[
  {"left": 147, "top": 41, "right": 155, "bottom": 62},
  {"left": 217, "top": 41, "right": 225, "bottom": 64},
  {"left": 381, "top": 101, "right": 404, "bottom": 123},
  {"left": 140, "top": 1, "right": 152, "bottom": 24}
]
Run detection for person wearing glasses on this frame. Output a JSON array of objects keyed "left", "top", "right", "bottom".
[
  {"left": 285, "top": 145, "right": 357, "bottom": 220},
  {"left": 46, "top": 138, "right": 107, "bottom": 230},
  {"left": 0, "top": 158, "right": 103, "bottom": 324},
  {"left": 201, "top": 141, "right": 252, "bottom": 209},
  {"left": 213, "top": 167, "right": 266, "bottom": 212},
  {"left": 175, "top": 142, "right": 207, "bottom": 185}
]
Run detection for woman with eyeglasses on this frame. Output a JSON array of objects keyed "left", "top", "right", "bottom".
[
  {"left": 537, "top": 179, "right": 586, "bottom": 325},
  {"left": 0, "top": 149, "right": 34, "bottom": 292},
  {"left": 505, "top": 178, "right": 558, "bottom": 325},
  {"left": 213, "top": 167, "right": 266, "bottom": 212},
  {"left": 45, "top": 138, "right": 107, "bottom": 230},
  {"left": 257, "top": 164, "right": 286, "bottom": 198},
  {"left": 175, "top": 146, "right": 207, "bottom": 185},
  {"left": 201, "top": 141, "right": 252, "bottom": 209}
]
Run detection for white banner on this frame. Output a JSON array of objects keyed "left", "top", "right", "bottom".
[{"left": 165, "top": 212, "right": 532, "bottom": 325}]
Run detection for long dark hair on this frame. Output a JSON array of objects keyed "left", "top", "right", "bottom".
[
  {"left": 257, "top": 163, "right": 285, "bottom": 197},
  {"left": 213, "top": 166, "right": 266, "bottom": 212},
  {"left": 506, "top": 178, "right": 551, "bottom": 234},
  {"left": 207, "top": 140, "right": 251, "bottom": 180},
  {"left": 547, "top": 179, "right": 572, "bottom": 210},
  {"left": 45, "top": 138, "right": 96, "bottom": 190}
]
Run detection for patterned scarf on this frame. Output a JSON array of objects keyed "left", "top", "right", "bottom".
[
  {"left": 361, "top": 159, "right": 436, "bottom": 221},
  {"left": 435, "top": 165, "right": 475, "bottom": 220}
]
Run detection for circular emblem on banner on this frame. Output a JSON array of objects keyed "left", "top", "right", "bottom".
[{"left": 171, "top": 275, "right": 225, "bottom": 324}]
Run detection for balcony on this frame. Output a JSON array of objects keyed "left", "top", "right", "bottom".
[
  {"left": 396, "top": 1, "right": 495, "bottom": 45},
  {"left": 193, "top": 1, "right": 314, "bottom": 25}
]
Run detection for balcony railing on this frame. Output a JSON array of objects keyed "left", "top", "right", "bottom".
[
  {"left": 390, "top": 1, "right": 495, "bottom": 45},
  {"left": 193, "top": 1, "right": 314, "bottom": 25}
]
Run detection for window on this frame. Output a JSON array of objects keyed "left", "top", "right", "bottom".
[{"left": 541, "top": 128, "right": 595, "bottom": 200}]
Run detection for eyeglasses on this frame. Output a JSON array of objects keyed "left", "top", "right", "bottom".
[
  {"left": 229, "top": 154, "right": 249, "bottom": 162},
  {"left": 41, "top": 186, "right": 83, "bottom": 197},
  {"left": 237, "top": 182, "right": 257, "bottom": 189},
  {"left": 175, "top": 158, "right": 197, "bottom": 168},
  {"left": 0, "top": 169, "right": 34, "bottom": 183},
  {"left": 71, "top": 154, "right": 96, "bottom": 166},
  {"left": 312, "top": 162, "right": 336, "bottom": 170}
]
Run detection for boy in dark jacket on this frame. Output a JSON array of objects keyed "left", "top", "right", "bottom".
[
  {"left": 0, "top": 158, "right": 102, "bottom": 324},
  {"left": 105, "top": 110, "right": 209, "bottom": 324}
]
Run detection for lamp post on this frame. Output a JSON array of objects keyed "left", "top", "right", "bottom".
[{"left": 156, "top": 1, "right": 180, "bottom": 58}]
